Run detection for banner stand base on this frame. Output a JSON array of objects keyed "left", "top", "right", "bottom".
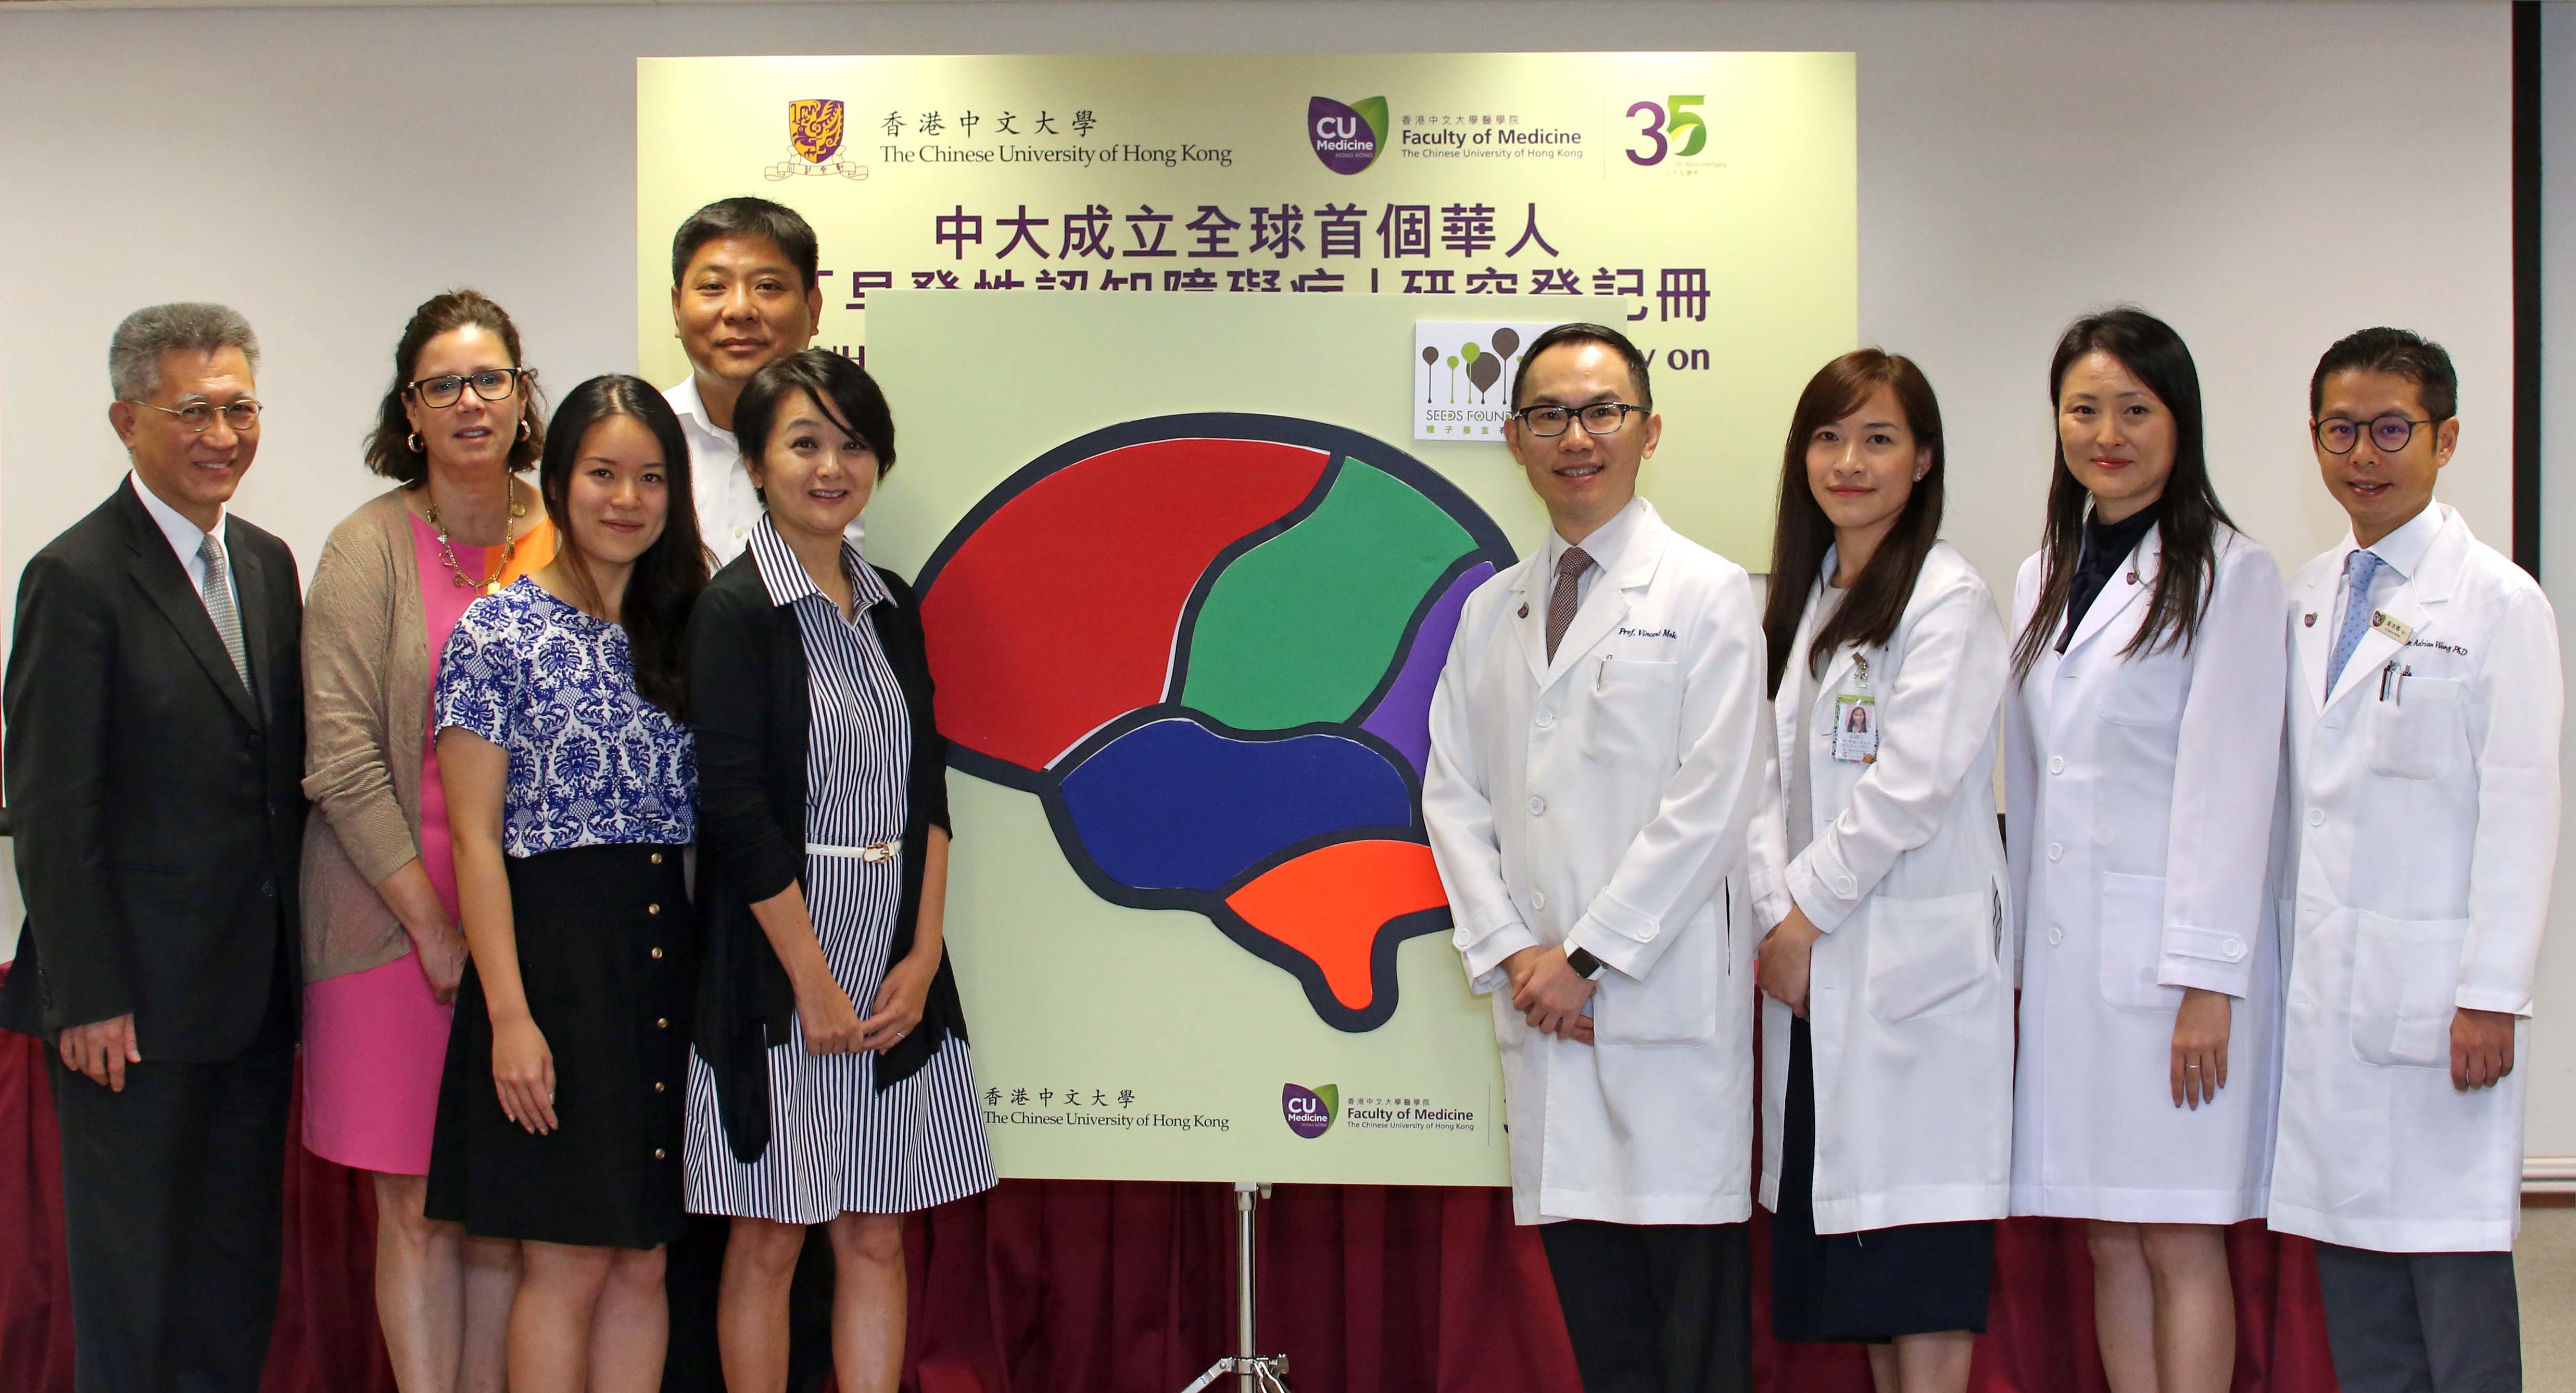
[{"left": 1179, "top": 1182, "right": 1293, "bottom": 1393}]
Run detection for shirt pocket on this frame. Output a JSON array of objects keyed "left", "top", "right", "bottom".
[
  {"left": 2348, "top": 911, "right": 2469, "bottom": 1068},
  {"left": 2097, "top": 871, "right": 2183, "bottom": 1012},
  {"left": 1579, "top": 657, "right": 1683, "bottom": 770},
  {"left": 1862, "top": 888, "right": 2000, "bottom": 1021},
  {"left": 2368, "top": 675, "right": 2467, "bottom": 782}
]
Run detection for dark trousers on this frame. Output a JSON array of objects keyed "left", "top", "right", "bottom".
[
  {"left": 662, "top": 1213, "right": 838, "bottom": 1392},
  {"left": 49, "top": 1038, "right": 293, "bottom": 1393},
  {"left": 2313, "top": 1241, "right": 2522, "bottom": 1393},
  {"left": 1539, "top": 1219, "right": 1752, "bottom": 1393}
]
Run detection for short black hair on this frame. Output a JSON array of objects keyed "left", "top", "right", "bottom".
[
  {"left": 1509, "top": 322, "right": 1653, "bottom": 412},
  {"left": 735, "top": 349, "right": 896, "bottom": 480},
  {"left": 670, "top": 196, "right": 820, "bottom": 292},
  {"left": 2310, "top": 326, "right": 2458, "bottom": 422}
]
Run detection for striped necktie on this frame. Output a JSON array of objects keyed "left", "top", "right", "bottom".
[{"left": 1545, "top": 546, "right": 1592, "bottom": 663}]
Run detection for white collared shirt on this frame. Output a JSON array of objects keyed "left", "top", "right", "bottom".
[
  {"left": 1541, "top": 494, "right": 1647, "bottom": 611},
  {"left": 128, "top": 471, "right": 237, "bottom": 610},
  {"left": 666, "top": 374, "right": 864, "bottom": 568},
  {"left": 2325, "top": 499, "right": 2444, "bottom": 642}
]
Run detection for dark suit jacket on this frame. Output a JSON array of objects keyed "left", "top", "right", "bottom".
[
  {"left": 0, "top": 477, "right": 307, "bottom": 1060},
  {"left": 687, "top": 550, "right": 965, "bottom": 1163}
]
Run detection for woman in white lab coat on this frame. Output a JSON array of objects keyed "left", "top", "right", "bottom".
[
  {"left": 2005, "top": 309, "right": 2285, "bottom": 1393},
  {"left": 1752, "top": 350, "right": 2013, "bottom": 1393}
]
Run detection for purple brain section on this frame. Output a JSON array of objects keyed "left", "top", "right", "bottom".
[{"left": 1358, "top": 563, "right": 1494, "bottom": 773}]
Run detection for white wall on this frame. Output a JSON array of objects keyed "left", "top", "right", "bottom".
[
  {"left": 0, "top": 0, "right": 2528, "bottom": 1120},
  {"left": 2531, "top": 1, "right": 2576, "bottom": 1174}
]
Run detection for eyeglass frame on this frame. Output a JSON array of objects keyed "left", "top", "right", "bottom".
[
  {"left": 2311, "top": 413, "right": 2445, "bottom": 456},
  {"left": 123, "top": 398, "right": 263, "bottom": 434},
  {"left": 406, "top": 368, "right": 528, "bottom": 409},
  {"left": 1510, "top": 401, "right": 1647, "bottom": 438}
]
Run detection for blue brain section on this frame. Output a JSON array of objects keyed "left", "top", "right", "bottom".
[{"left": 1057, "top": 717, "right": 1413, "bottom": 893}]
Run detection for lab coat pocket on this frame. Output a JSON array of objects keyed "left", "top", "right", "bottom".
[
  {"left": 2100, "top": 658, "right": 2186, "bottom": 728},
  {"left": 2097, "top": 872, "right": 2181, "bottom": 1012},
  {"left": 1593, "top": 899, "right": 1718, "bottom": 1046},
  {"left": 2368, "top": 676, "right": 2466, "bottom": 782},
  {"left": 2348, "top": 912, "right": 2469, "bottom": 1068},
  {"left": 1863, "top": 890, "right": 1996, "bottom": 1021},
  {"left": 1580, "top": 658, "right": 1683, "bottom": 769}
]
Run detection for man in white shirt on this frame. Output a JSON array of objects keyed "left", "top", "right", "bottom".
[
  {"left": 1422, "top": 323, "right": 1771, "bottom": 1393},
  {"left": 663, "top": 196, "right": 860, "bottom": 565},
  {"left": 2269, "top": 327, "right": 2559, "bottom": 1393}
]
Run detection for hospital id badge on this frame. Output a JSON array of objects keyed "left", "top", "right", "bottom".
[{"left": 1832, "top": 694, "right": 1880, "bottom": 764}]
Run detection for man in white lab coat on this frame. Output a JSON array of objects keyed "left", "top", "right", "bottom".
[
  {"left": 1423, "top": 323, "right": 1771, "bottom": 1393},
  {"left": 2269, "top": 327, "right": 2559, "bottom": 1393}
]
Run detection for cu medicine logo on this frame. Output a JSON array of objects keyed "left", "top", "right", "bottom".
[
  {"left": 1307, "top": 96, "right": 1387, "bottom": 175},
  {"left": 1282, "top": 1083, "right": 1339, "bottom": 1139}
]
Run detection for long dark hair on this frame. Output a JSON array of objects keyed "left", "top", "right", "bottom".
[
  {"left": 1762, "top": 350, "right": 1947, "bottom": 699},
  {"left": 539, "top": 375, "right": 707, "bottom": 715},
  {"left": 364, "top": 289, "right": 546, "bottom": 486},
  {"left": 2009, "top": 308, "right": 2237, "bottom": 679}
]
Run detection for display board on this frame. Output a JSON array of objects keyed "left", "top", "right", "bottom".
[
  {"left": 640, "top": 53, "right": 1857, "bottom": 1181},
  {"left": 637, "top": 51, "right": 1857, "bottom": 566}
]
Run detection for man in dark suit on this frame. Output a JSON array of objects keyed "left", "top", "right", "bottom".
[{"left": 0, "top": 302, "right": 306, "bottom": 1393}]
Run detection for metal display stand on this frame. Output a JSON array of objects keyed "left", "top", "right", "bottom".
[{"left": 1178, "top": 1182, "right": 1293, "bottom": 1393}]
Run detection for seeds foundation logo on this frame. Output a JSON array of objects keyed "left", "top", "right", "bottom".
[
  {"left": 1308, "top": 96, "right": 1388, "bottom": 175},
  {"left": 1283, "top": 1083, "right": 1340, "bottom": 1139},
  {"left": 766, "top": 98, "right": 868, "bottom": 182}
]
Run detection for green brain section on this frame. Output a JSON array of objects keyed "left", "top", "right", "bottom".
[{"left": 1180, "top": 459, "right": 1475, "bottom": 730}]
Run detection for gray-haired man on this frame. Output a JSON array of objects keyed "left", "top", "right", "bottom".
[{"left": 0, "top": 303, "right": 307, "bottom": 1391}]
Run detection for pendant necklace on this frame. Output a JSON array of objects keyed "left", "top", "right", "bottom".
[{"left": 424, "top": 483, "right": 528, "bottom": 596}]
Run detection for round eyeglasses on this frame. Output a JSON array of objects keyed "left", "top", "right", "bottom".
[
  {"left": 408, "top": 368, "right": 526, "bottom": 409},
  {"left": 1513, "top": 402, "right": 1644, "bottom": 438},
  {"left": 127, "top": 399, "right": 262, "bottom": 434},
  {"left": 2314, "top": 414, "right": 2440, "bottom": 455}
]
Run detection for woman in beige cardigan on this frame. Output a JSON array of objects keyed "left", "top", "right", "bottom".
[{"left": 301, "top": 289, "right": 557, "bottom": 1392}]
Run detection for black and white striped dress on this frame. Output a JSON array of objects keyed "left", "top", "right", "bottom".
[{"left": 683, "top": 529, "right": 995, "bottom": 1222}]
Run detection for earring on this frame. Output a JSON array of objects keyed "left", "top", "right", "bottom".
[
  {"left": 408, "top": 432, "right": 423, "bottom": 453},
  {"left": 517, "top": 418, "right": 532, "bottom": 442}
]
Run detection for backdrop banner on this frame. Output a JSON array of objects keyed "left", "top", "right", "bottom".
[{"left": 639, "top": 54, "right": 1857, "bottom": 1183}]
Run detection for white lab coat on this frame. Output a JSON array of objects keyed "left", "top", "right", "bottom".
[
  {"left": 1748, "top": 541, "right": 2016, "bottom": 1234},
  {"left": 1423, "top": 500, "right": 1770, "bottom": 1226},
  {"left": 2269, "top": 502, "right": 2560, "bottom": 1253},
  {"left": 2005, "top": 524, "right": 2287, "bottom": 1223}
]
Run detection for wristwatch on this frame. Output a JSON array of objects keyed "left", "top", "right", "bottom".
[{"left": 1564, "top": 946, "right": 1606, "bottom": 980}]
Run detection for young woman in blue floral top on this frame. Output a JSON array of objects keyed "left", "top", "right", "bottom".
[{"left": 426, "top": 375, "right": 709, "bottom": 1391}]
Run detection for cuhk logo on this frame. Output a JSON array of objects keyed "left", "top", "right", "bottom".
[
  {"left": 1283, "top": 1083, "right": 1339, "bottom": 1139},
  {"left": 1308, "top": 96, "right": 1387, "bottom": 175}
]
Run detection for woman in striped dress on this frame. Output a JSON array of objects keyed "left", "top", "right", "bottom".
[{"left": 682, "top": 348, "right": 995, "bottom": 1393}]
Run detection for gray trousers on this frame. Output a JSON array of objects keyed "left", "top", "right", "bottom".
[{"left": 2313, "top": 1241, "right": 2522, "bottom": 1393}]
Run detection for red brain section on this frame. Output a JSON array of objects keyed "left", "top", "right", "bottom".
[
  {"left": 921, "top": 439, "right": 1327, "bottom": 771},
  {"left": 1224, "top": 841, "right": 1451, "bottom": 1012}
]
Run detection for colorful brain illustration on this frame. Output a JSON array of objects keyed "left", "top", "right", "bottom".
[{"left": 916, "top": 414, "right": 1516, "bottom": 1032}]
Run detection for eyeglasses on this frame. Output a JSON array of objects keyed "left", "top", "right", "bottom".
[
  {"left": 127, "top": 399, "right": 262, "bottom": 434},
  {"left": 2314, "top": 414, "right": 2441, "bottom": 455},
  {"left": 1513, "top": 402, "right": 1645, "bottom": 438},
  {"left": 407, "top": 369, "right": 526, "bottom": 409}
]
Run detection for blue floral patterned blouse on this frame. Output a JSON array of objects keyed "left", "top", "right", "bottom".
[{"left": 432, "top": 578, "right": 696, "bottom": 857}]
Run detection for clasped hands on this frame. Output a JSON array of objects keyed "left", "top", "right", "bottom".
[
  {"left": 1501, "top": 944, "right": 1596, "bottom": 1045},
  {"left": 794, "top": 955, "right": 933, "bottom": 1058}
]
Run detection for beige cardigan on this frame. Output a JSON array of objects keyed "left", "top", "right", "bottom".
[{"left": 297, "top": 487, "right": 553, "bottom": 982}]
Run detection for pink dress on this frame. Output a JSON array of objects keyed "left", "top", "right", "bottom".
[{"left": 300, "top": 515, "right": 510, "bottom": 1174}]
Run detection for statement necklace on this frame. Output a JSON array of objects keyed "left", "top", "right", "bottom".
[{"left": 423, "top": 485, "right": 531, "bottom": 596}]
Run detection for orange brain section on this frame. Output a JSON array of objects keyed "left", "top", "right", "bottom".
[{"left": 1223, "top": 841, "right": 1451, "bottom": 1011}]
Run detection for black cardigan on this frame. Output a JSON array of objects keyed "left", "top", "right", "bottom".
[{"left": 687, "top": 549, "right": 967, "bottom": 1164}]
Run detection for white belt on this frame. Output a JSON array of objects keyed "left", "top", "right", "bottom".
[{"left": 808, "top": 839, "right": 902, "bottom": 863}]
